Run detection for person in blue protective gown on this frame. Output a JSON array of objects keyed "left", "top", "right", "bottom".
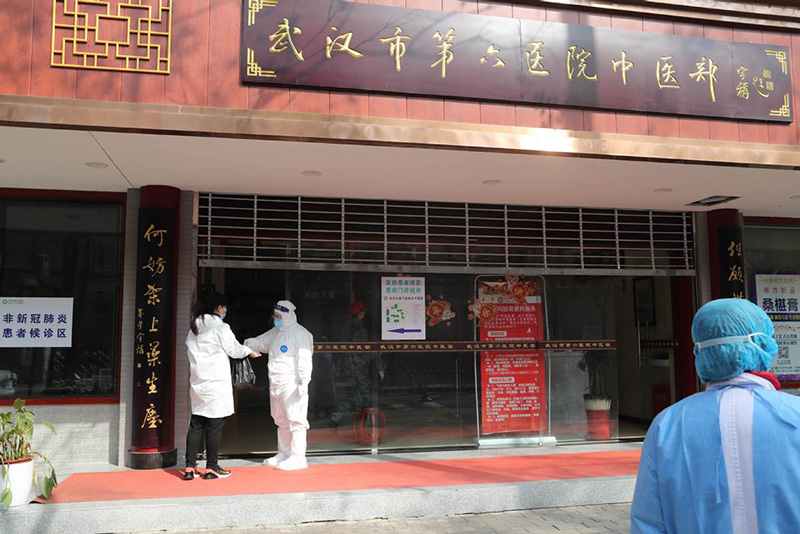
[{"left": 631, "top": 298, "right": 800, "bottom": 534}]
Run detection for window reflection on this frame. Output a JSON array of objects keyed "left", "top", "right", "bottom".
[{"left": 0, "top": 199, "right": 123, "bottom": 398}]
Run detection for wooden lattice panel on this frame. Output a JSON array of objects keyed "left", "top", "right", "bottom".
[{"left": 51, "top": 0, "right": 172, "bottom": 74}]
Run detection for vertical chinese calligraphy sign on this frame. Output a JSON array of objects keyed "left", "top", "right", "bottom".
[
  {"left": 130, "top": 186, "right": 181, "bottom": 469},
  {"left": 241, "top": 0, "right": 792, "bottom": 122},
  {"left": 754, "top": 274, "right": 800, "bottom": 381},
  {"left": 706, "top": 208, "right": 746, "bottom": 300},
  {"left": 716, "top": 225, "right": 746, "bottom": 299},
  {"left": 476, "top": 277, "right": 546, "bottom": 436}
]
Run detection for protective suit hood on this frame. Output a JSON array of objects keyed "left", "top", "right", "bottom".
[
  {"left": 194, "top": 314, "right": 222, "bottom": 336},
  {"left": 274, "top": 300, "right": 297, "bottom": 330},
  {"left": 692, "top": 298, "right": 778, "bottom": 383}
]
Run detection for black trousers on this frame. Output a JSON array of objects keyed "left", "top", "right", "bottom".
[{"left": 185, "top": 414, "right": 225, "bottom": 469}]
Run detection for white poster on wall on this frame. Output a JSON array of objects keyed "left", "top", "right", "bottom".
[
  {"left": 755, "top": 274, "right": 800, "bottom": 315},
  {"left": 381, "top": 277, "right": 426, "bottom": 340},
  {"left": 755, "top": 274, "right": 800, "bottom": 379},
  {"left": 772, "top": 322, "right": 800, "bottom": 377},
  {"left": 0, "top": 298, "right": 74, "bottom": 348}
]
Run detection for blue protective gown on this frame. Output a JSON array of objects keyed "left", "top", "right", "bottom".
[{"left": 631, "top": 378, "right": 800, "bottom": 534}]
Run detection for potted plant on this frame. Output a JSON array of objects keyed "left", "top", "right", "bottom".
[
  {"left": 578, "top": 351, "right": 612, "bottom": 440},
  {"left": 1, "top": 399, "right": 58, "bottom": 510}
]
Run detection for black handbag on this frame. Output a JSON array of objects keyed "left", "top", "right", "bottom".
[{"left": 231, "top": 357, "right": 256, "bottom": 390}]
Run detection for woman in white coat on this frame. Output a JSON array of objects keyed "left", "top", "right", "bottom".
[{"left": 184, "top": 293, "right": 259, "bottom": 480}]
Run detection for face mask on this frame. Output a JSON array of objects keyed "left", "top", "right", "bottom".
[
  {"left": 694, "top": 332, "right": 766, "bottom": 352},
  {"left": 218, "top": 311, "right": 227, "bottom": 320},
  {"left": 274, "top": 319, "right": 284, "bottom": 329}
]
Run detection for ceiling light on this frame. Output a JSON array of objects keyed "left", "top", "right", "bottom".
[
  {"left": 687, "top": 195, "right": 740, "bottom": 207},
  {"left": 654, "top": 188, "right": 673, "bottom": 193},
  {"left": 482, "top": 179, "right": 502, "bottom": 185},
  {"left": 301, "top": 170, "right": 322, "bottom": 177},
  {"left": 791, "top": 195, "right": 800, "bottom": 200},
  {"left": 86, "top": 162, "right": 109, "bottom": 169}
]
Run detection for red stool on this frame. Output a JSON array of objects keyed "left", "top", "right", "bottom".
[{"left": 353, "top": 407, "right": 387, "bottom": 446}]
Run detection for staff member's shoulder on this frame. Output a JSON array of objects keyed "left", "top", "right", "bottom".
[{"left": 763, "top": 388, "right": 800, "bottom": 415}]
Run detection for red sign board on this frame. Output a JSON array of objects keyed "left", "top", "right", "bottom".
[{"left": 477, "top": 277, "right": 546, "bottom": 435}]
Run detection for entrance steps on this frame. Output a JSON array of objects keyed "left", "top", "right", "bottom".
[{"left": 4, "top": 443, "right": 640, "bottom": 534}]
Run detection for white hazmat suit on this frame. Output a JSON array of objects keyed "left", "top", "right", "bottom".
[{"left": 245, "top": 301, "right": 313, "bottom": 471}]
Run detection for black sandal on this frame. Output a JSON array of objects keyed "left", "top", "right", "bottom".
[{"left": 183, "top": 468, "right": 198, "bottom": 481}]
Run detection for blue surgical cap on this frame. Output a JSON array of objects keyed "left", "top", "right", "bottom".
[{"left": 692, "top": 298, "right": 778, "bottom": 383}]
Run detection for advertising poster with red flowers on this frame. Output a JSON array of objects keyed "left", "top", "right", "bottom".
[{"left": 474, "top": 277, "right": 546, "bottom": 435}]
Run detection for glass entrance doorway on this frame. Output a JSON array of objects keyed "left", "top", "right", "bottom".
[
  {"left": 198, "top": 267, "right": 688, "bottom": 456},
  {"left": 614, "top": 276, "right": 681, "bottom": 439},
  {"left": 213, "top": 269, "right": 478, "bottom": 455}
]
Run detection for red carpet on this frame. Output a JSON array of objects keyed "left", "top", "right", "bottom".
[{"left": 38, "top": 451, "right": 640, "bottom": 505}]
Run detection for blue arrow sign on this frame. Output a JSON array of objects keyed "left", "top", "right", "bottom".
[{"left": 388, "top": 328, "right": 422, "bottom": 334}]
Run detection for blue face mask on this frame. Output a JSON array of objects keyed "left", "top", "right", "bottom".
[{"left": 274, "top": 319, "right": 284, "bottom": 329}]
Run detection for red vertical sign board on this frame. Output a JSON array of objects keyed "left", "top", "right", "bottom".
[{"left": 477, "top": 278, "right": 546, "bottom": 435}]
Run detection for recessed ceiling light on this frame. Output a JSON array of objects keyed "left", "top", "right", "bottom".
[
  {"left": 86, "top": 162, "right": 109, "bottom": 169},
  {"left": 482, "top": 179, "right": 502, "bottom": 185},
  {"left": 301, "top": 170, "right": 322, "bottom": 177},
  {"left": 791, "top": 195, "right": 800, "bottom": 200},
  {"left": 654, "top": 188, "right": 673, "bottom": 193}
]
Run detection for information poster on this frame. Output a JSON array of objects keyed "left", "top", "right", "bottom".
[
  {"left": 755, "top": 274, "right": 800, "bottom": 380},
  {"left": 476, "top": 277, "right": 546, "bottom": 435},
  {"left": 0, "top": 297, "right": 74, "bottom": 348},
  {"left": 381, "top": 277, "right": 426, "bottom": 340}
]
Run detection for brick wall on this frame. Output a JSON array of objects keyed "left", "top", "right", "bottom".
[
  {"left": 29, "top": 404, "right": 120, "bottom": 469},
  {"left": 173, "top": 191, "right": 197, "bottom": 463},
  {"left": 116, "top": 189, "right": 139, "bottom": 466}
]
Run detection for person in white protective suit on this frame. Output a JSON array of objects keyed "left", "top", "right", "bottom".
[
  {"left": 245, "top": 300, "right": 314, "bottom": 471},
  {"left": 631, "top": 298, "right": 800, "bottom": 534},
  {"left": 184, "top": 292, "right": 260, "bottom": 480}
]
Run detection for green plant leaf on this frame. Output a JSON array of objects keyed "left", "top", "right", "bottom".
[
  {"left": 1, "top": 487, "right": 11, "bottom": 511},
  {"left": 12, "top": 398, "right": 25, "bottom": 411},
  {"left": 40, "top": 421, "right": 56, "bottom": 434},
  {"left": 42, "top": 475, "right": 55, "bottom": 499}
]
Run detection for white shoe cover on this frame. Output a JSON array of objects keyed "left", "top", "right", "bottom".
[
  {"left": 264, "top": 454, "right": 287, "bottom": 467},
  {"left": 276, "top": 455, "right": 308, "bottom": 471}
]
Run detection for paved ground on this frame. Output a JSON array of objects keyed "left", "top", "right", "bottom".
[{"left": 137, "top": 503, "right": 632, "bottom": 534}]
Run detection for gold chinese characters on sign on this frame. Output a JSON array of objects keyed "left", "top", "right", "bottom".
[
  {"left": 243, "top": 0, "right": 793, "bottom": 123},
  {"left": 51, "top": 0, "right": 172, "bottom": 74},
  {"left": 135, "top": 218, "right": 169, "bottom": 435}
]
